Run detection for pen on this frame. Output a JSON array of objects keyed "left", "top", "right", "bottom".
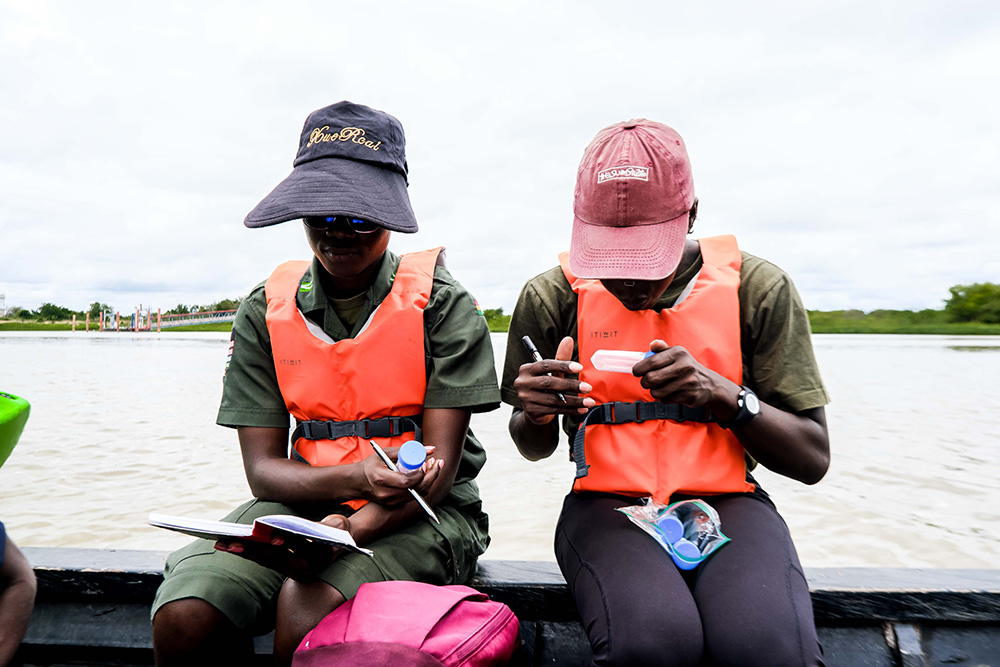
[
  {"left": 369, "top": 440, "right": 440, "bottom": 524},
  {"left": 521, "top": 335, "right": 567, "bottom": 403}
]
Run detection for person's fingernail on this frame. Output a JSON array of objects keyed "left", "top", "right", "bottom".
[
  {"left": 568, "top": 362, "right": 583, "bottom": 372},
  {"left": 437, "top": 459, "right": 444, "bottom": 469},
  {"left": 578, "top": 382, "right": 592, "bottom": 393}
]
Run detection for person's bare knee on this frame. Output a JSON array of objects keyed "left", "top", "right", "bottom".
[
  {"left": 273, "top": 579, "right": 347, "bottom": 666},
  {"left": 153, "top": 598, "right": 250, "bottom": 664}
]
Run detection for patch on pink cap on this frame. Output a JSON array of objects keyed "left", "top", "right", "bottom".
[{"left": 597, "top": 165, "right": 650, "bottom": 183}]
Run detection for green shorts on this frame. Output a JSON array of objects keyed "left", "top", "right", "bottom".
[{"left": 151, "top": 496, "right": 489, "bottom": 634}]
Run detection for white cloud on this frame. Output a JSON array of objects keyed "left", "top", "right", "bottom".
[{"left": 1, "top": 0, "right": 998, "bottom": 314}]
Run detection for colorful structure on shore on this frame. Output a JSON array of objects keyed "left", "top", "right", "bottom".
[{"left": 87, "top": 307, "right": 237, "bottom": 332}]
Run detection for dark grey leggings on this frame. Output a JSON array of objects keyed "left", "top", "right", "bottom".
[{"left": 554, "top": 489, "right": 824, "bottom": 667}]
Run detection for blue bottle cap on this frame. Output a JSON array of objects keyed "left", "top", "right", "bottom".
[
  {"left": 670, "top": 538, "right": 702, "bottom": 570},
  {"left": 397, "top": 440, "right": 426, "bottom": 473},
  {"left": 655, "top": 515, "right": 684, "bottom": 543}
]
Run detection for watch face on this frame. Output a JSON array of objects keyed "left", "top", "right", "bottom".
[{"left": 744, "top": 391, "right": 761, "bottom": 415}]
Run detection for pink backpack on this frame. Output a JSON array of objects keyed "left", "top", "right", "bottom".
[{"left": 293, "top": 580, "right": 520, "bottom": 667}]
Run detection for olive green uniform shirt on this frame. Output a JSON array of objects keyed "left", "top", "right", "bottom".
[
  {"left": 500, "top": 243, "right": 829, "bottom": 444},
  {"left": 219, "top": 251, "right": 501, "bottom": 507},
  {"left": 153, "top": 252, "right": 498, "bottom": 628}
]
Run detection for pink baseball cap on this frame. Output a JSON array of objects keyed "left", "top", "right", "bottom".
[{"left": 569, "top": 119, "right": 695, "bottom": 280}]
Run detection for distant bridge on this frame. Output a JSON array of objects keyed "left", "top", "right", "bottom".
[
  {"left": 75, "top": 308, "right": 238, "bottom": 332},
  {"left": 157, "top": 309, "right": 237, "bottom": 329}
]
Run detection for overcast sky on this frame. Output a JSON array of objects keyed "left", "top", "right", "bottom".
[{"left": 1, "top": 0, "right": 998, "bottom": 317}]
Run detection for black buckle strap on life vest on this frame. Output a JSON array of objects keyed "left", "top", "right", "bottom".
[
  {"left": 571, "top": 401, "right": 717, "bottom": 479},
  {"left": 291, "top": 416, "right": 422, "bottom": 449},
  {"left": 597, "top": 401, "right": 716, "bottom": 426},
  {"left": 572, "top": 409, "right": 597, "bottom": 479}
]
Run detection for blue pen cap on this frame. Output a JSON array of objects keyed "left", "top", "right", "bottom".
[{"left": 397, "top": 440, "right": 426, "bottom": 473}]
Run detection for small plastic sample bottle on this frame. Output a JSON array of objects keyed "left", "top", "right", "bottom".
[
  {"left": 396, "top": 440, "right": 427, "bottom": 474},
  {"left": 590, "top": 350, "right": 655, "bottom": 373},
  {"left": 655, "top": 514, "right": 685, "bottom": 543},
  {"left": 656, "top": 513, "right": 703, "bottom": 570},
  {"left": 670, "top": 538, "right": 702, "bottom": 570}
]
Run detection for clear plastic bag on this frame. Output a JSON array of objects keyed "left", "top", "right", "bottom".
[{"left": 615, "top": 498, "right": 730, "bottom": 570}]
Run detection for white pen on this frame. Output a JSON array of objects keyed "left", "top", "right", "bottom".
[{"left": 369, "top": 440, "right": 440, "bottom": 524}]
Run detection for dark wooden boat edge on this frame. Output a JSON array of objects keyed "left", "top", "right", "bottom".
[{"left": 16, "top": 547, "right": 1000, "bottom": 666}]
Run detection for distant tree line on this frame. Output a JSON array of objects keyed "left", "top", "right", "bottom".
[
  {"left": 473, "top": 283, "right": 1000, "bottom": 333},
  {"left": 807, "top": 282, "right": 1000, "bottom": 333},
  {"left": 1, "top": 298, "right": 245, "bottom": 322},
  {"left": 944, "top": 283, "right": 1000, "bottom": 323},
  {"left": 4, "top": 283, "right": 999, "bottom": 330}
]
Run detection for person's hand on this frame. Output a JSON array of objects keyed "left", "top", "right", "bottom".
[
  {"left": 214, "top": 514, "right": 352, "bottom": 581},
  {"left": 359, "top": 445, "right": 443, "bottom": 506},
  {"left": 632, "top": 339, "right": 738, "bottom": 411},
  {"left": 513, "top": 336, "right": 596, "bottom": 425}
]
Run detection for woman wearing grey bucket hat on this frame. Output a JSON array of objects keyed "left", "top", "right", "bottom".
[
  {"left": 151, "top": 101, "right": 500, "bottom": 665},
  {"left": 243, "top": 101, "right": 419, "bottom": 233}
]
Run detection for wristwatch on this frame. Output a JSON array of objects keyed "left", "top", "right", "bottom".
[{"left": 718, "top": 386, "right": 760, "bottom": 429}]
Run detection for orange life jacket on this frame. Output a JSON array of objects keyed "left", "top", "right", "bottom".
[
  {"left": 264, "top": 248, "right": 440, "bottom": 509},
  {"left": 561, "top": 235, "right": 755, "bottom": 504}
]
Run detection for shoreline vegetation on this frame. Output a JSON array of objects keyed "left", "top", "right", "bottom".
[
  {"left": 4, "top": 313, "right": 1000, "bottom": 335},
  {"left": 3, "top": 283, "right": 1000, "bottom": 335},
  {"left": 0, "top": 321, "right": 236, "bottom": 332}
]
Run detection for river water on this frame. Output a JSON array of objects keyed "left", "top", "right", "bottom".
[{"left": 1, "top": 331, "right": 998, "bottom": 568}]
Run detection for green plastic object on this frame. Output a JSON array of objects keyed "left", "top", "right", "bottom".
[{"left": 0, "top": 391, "right": 30, "bottom": 468}]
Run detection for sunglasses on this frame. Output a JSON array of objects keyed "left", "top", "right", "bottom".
[{"left": 303, "top": 216, "right": 381, "bottom": 234}]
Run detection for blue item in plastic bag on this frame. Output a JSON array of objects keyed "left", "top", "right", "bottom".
[{"left": 617, "top": 499, "right": 730, "bottom": 570}]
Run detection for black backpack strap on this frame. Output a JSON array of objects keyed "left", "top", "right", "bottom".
[
  {"left": 572, "top": 401, "right": 716, "bottom": 479},
  {"left": 290, "top": 415, "right": 422, "bottom": 462}
]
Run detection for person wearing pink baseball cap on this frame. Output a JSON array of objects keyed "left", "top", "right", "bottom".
[{"left": 502, "top": 119, "right": 830, "bottom": 665}]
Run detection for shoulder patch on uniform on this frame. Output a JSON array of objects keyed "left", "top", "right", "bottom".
[{"left": 223, "top": 335, "right": 235, "bottom": 379}]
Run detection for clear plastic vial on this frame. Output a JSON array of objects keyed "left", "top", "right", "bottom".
[
  {"left": 590, "top": 349, "right": 655, "bottom": 373},
  {"left": 396, "top": 440, "right": 427, "bottom": 473}
]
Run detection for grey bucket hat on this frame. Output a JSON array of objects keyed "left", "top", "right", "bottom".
[{"left": 244, "top": 101, "right": 418, "bottom": 233}]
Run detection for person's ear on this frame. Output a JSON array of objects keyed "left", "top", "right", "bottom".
[{"left": 687, "top": 198, "right": 699, "bottom": 233}]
